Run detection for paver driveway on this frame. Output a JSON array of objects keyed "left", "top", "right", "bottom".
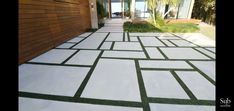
[{"left": 19, "top": 19, "right": 216, "bottom": 111}]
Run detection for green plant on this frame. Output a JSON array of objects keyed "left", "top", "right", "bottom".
[
  {"left": 147, "top": 0, "right": 157, "bottom": 26},
  {"left": 97, "top": 1, "right": 106, "bottom": 19},
  {"left": 86, "top": 28, "right": 98, "bottom": 32},
  {"left": 123, "top": 21, "right": 162, "bottom": 32}
]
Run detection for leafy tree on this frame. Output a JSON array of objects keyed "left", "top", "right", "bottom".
[
  {"left": 192, "top": 0, "right": 215, "bottom": 25},
  {"left": 147, "top": 0, "right": 157, "bottom": 26},
  {"left": 162, "top": 0, "right": 181, "bottom": 18}
]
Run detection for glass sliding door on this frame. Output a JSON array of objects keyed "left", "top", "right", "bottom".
[{"left": 135, "top": 0, "right": 149, "bottom": 18}]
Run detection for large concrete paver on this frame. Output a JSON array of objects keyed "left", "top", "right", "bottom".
[
  {"left": 142, "top": 70, "right": 189, "bottom": 99},
  {"left": 160, "top": 48, "right": 210, "bottom": 59},
  {"left": 19, "top": 64, "right": 90, "bottom": 96},
  {"left": 19, "top": 97, "right": 143, "bottom": 111},
  {"left": 176, "top": 71, "right": 215, "bottom": 100},
  {"left": 65, "top": 50, "right": 100, "bottom": 65},
  {"left": 139, "top": 60, "right": 193, "bottom": 69},
  {"left": 81, "top": 59, "right": 141, "bottom": 102},
  {"left": 72, "top": 33, "right": 108, "bottom": 49},
  {"left": 19, "top": 20, "right": 216, "bottom": 110},
  {"left": 149, "top": 103, "right": 215, "bottom": 111},
  {"left": 29, "top": 49, "right": 76, "bottom": 64}
]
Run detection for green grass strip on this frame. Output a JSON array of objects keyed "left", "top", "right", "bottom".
[
  {"left": 192, "top": 48, "right": 215, "bottom": 60},
  {"left": 186, "top": 60, "right": 215, "bottom": 85},
  {"left": 127, "top": 32, "right": 130, "bottom": 42},
  {"left": 170, "top": 70, "right": 198, "bottom": 100},
  {"left": 110, "top": 42, "right": 115, "bottom": 50},
  {"left": 25, "top": 62, "right": 91, "bottom": 67},
  {"left": 156, "top": 47, "right": 169, "bottom": 59},
  {"left": 148, "top": 97, "right": 215, "bottom": 106},
  {"left": 137, "top": 37, "right": 150, "bottom": 59},
  {"left": 74, "top": 50, "right": 104, "bottom": 98},
  {"left": 135, "top": 60, "right": 150, "bottom": 111},
  {"left": 97, "top": 32, "right": 110, "bottom": 49},
  {"left": 19, "top": 92, "right": 142, "bottom": 108}
]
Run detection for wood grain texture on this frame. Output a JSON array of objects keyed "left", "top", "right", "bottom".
[{"left": 19, "top": 0, "right": 91, "bottom": 64}]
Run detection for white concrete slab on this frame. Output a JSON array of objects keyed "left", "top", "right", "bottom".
[
  {"left": 149, "top": 103, "right": 215, "bottom": 111},
  {"left": 145, "top": 47, "right": 165, "bottom": 59},
  {"left": 139, "top": 60, "right": 192, "bottom": 69},
  {"left": 160, "top": 48, "right": 210, "bottom": 59},
  {"left": 106, "top": 33, "right": 123, "bottom": 41},
  {"left": 158, "top": 36, "right": 181, "bottom": 40},
  {"left": 29, "top": 49, "right": 76, "bottom": 64},
  {"left": 19, "top": 97, "right": 143, "bottom": 111},
  {"left": 142, "top": 70, "right": 189, "bottom": 99},
  {"left": 97, "top": 27, "right": 123, "bottom": 32},
  {"left": 102, "top": 51, "right": 146, "bottom": 59},
  {"left": 79, "top": 32, "right": 92, "bottom": 37},
  {"left": 125, "top": 33, "right": 129, "bottom": 41},
  {"left": 195, "top": 48, "right": 215, "bottom": 59},
  {"left": 113, "top": 42, "right": 142, "bottom": 51},
  {"left": 56, "top": 43, "right": 75, "bottom": 48},
  {"left": 130, "top": 33, "right": 173, "bottom": 36},
  {"left": 190, "top": 61, "right": 215, "bottom": 81},
  {"left": 19, "top": 64, "right": 90, "bottom": 96},
  {"left": 161, "top": 40, "right": 175, "bottom": 46},
  {"left": 81, "top": 59, "right": 141, "bottom": 102},
  {"left": 173, "top": 33, "right": 215, "bottom": 47},
  {"left": 140, "top": 37, "right": 165, "bottom": 46},
  {"left": 130, "top": 37, "right": 138, "bottom": 41},
  {"left": 176, "top": 71, "right": 215, "bottom": 100},
  {"left": 170, "top": 40, "right": 197, "bottom": 47},
  {"left": 65, "top": 50, "right": 101, "bottom": 65},
  {"left": 100, "top": 42, "right": 112, "bottom": 49},
  {"left": 67, "top": 37, "right": 84, "bottom": 43},
  {"left": 73, "top": 33, "right": 108, "bottom": 49},
  {"left": 205, "top": 48, "right": 215, "bottom": 53}
]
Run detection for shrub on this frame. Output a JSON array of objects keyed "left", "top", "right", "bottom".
[
  {"left": 97, "top": 1, "right": 106, "bottom": 19},
  {"left": 123, "top": 21, "right": 162, "bottom": 32},
  {"left": 148, "top": 12, "right": 165, "bottom": 27}
]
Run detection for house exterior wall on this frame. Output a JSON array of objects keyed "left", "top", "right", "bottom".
[
  {"left": 19, "top": 0, "right": 91, "bottom": 64},
  {"left": 177, "top": 0, "right": 194, "bottom": 19}
]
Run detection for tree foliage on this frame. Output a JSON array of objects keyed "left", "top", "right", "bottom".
[{"left": 192, "top": 0, "right": 215, "bottom": 25}]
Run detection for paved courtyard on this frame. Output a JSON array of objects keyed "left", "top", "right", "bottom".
[{"left": 19, "top": 19, "right": 216, "bottom": 111}]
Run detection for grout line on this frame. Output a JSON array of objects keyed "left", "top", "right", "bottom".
[
  {"left": 170, "top": 33, "right": 203, "bottom": 47},
  {"left": 141, "top": 68, "right": 195, "bottom": 71},
  {"left": 137, "top": 36, "right": 150, "bottom": 59},
  {"left": 148, "top": 97, "right": 215, "bottom": 106},
  {"left": 170, "top": 70, "right": 198, "bottom": 100},
  {"left": 110, "top": 42, "right": 115, "bottom": 50},
  {"left": 155, "top": 36, "right": 168, "bottom": 47},
  {"left": 123, "top": 32, "right": 125, "bottom": 42},
  {"left": 19, "top": 92, "right": 142, "bottom": 108},
  {"left": 127, "top": 32, "right": 130, "bottom": 42},
  {"left": 201, "top": 47, "right": 216, "bottom": 54},
  {"left": 134, "top": 60, "right": 151, "bottom": 111},
  {"left": 74, "top": 51, "right": 104, "bottom": 98},
  {"left": 192, "top": 48, "right": 215, "bottom": 60},
  {"left": 61, "top": 50, "right": 80, "bottom": 64},
  {"left": 156, "top": 47, "right": 169, "bottom": 59},
  {"left": 70, "top": 32, "right": 95, "bottom": 49},
  {"left": 25, "top": 62, "right": 92, "bottom": 67},
  {"left": 99, "top": 57, "right": 215, "bottom": 61},
  {"left": 185, "top": 60, "right": 215, "bottom": 85},
  {"left": 97, "top": 32, "right": 110, "bottom": 50},
  {"left": 202, "top": 47, "right": 216, "bottom": 54},
  {"left": 167, "top": 39, "right": 178, "bottom": 47}
]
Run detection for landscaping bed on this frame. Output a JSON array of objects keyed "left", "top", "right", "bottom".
[{"left": 123, "top": 19, "right": 200, "bottom": 33}]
